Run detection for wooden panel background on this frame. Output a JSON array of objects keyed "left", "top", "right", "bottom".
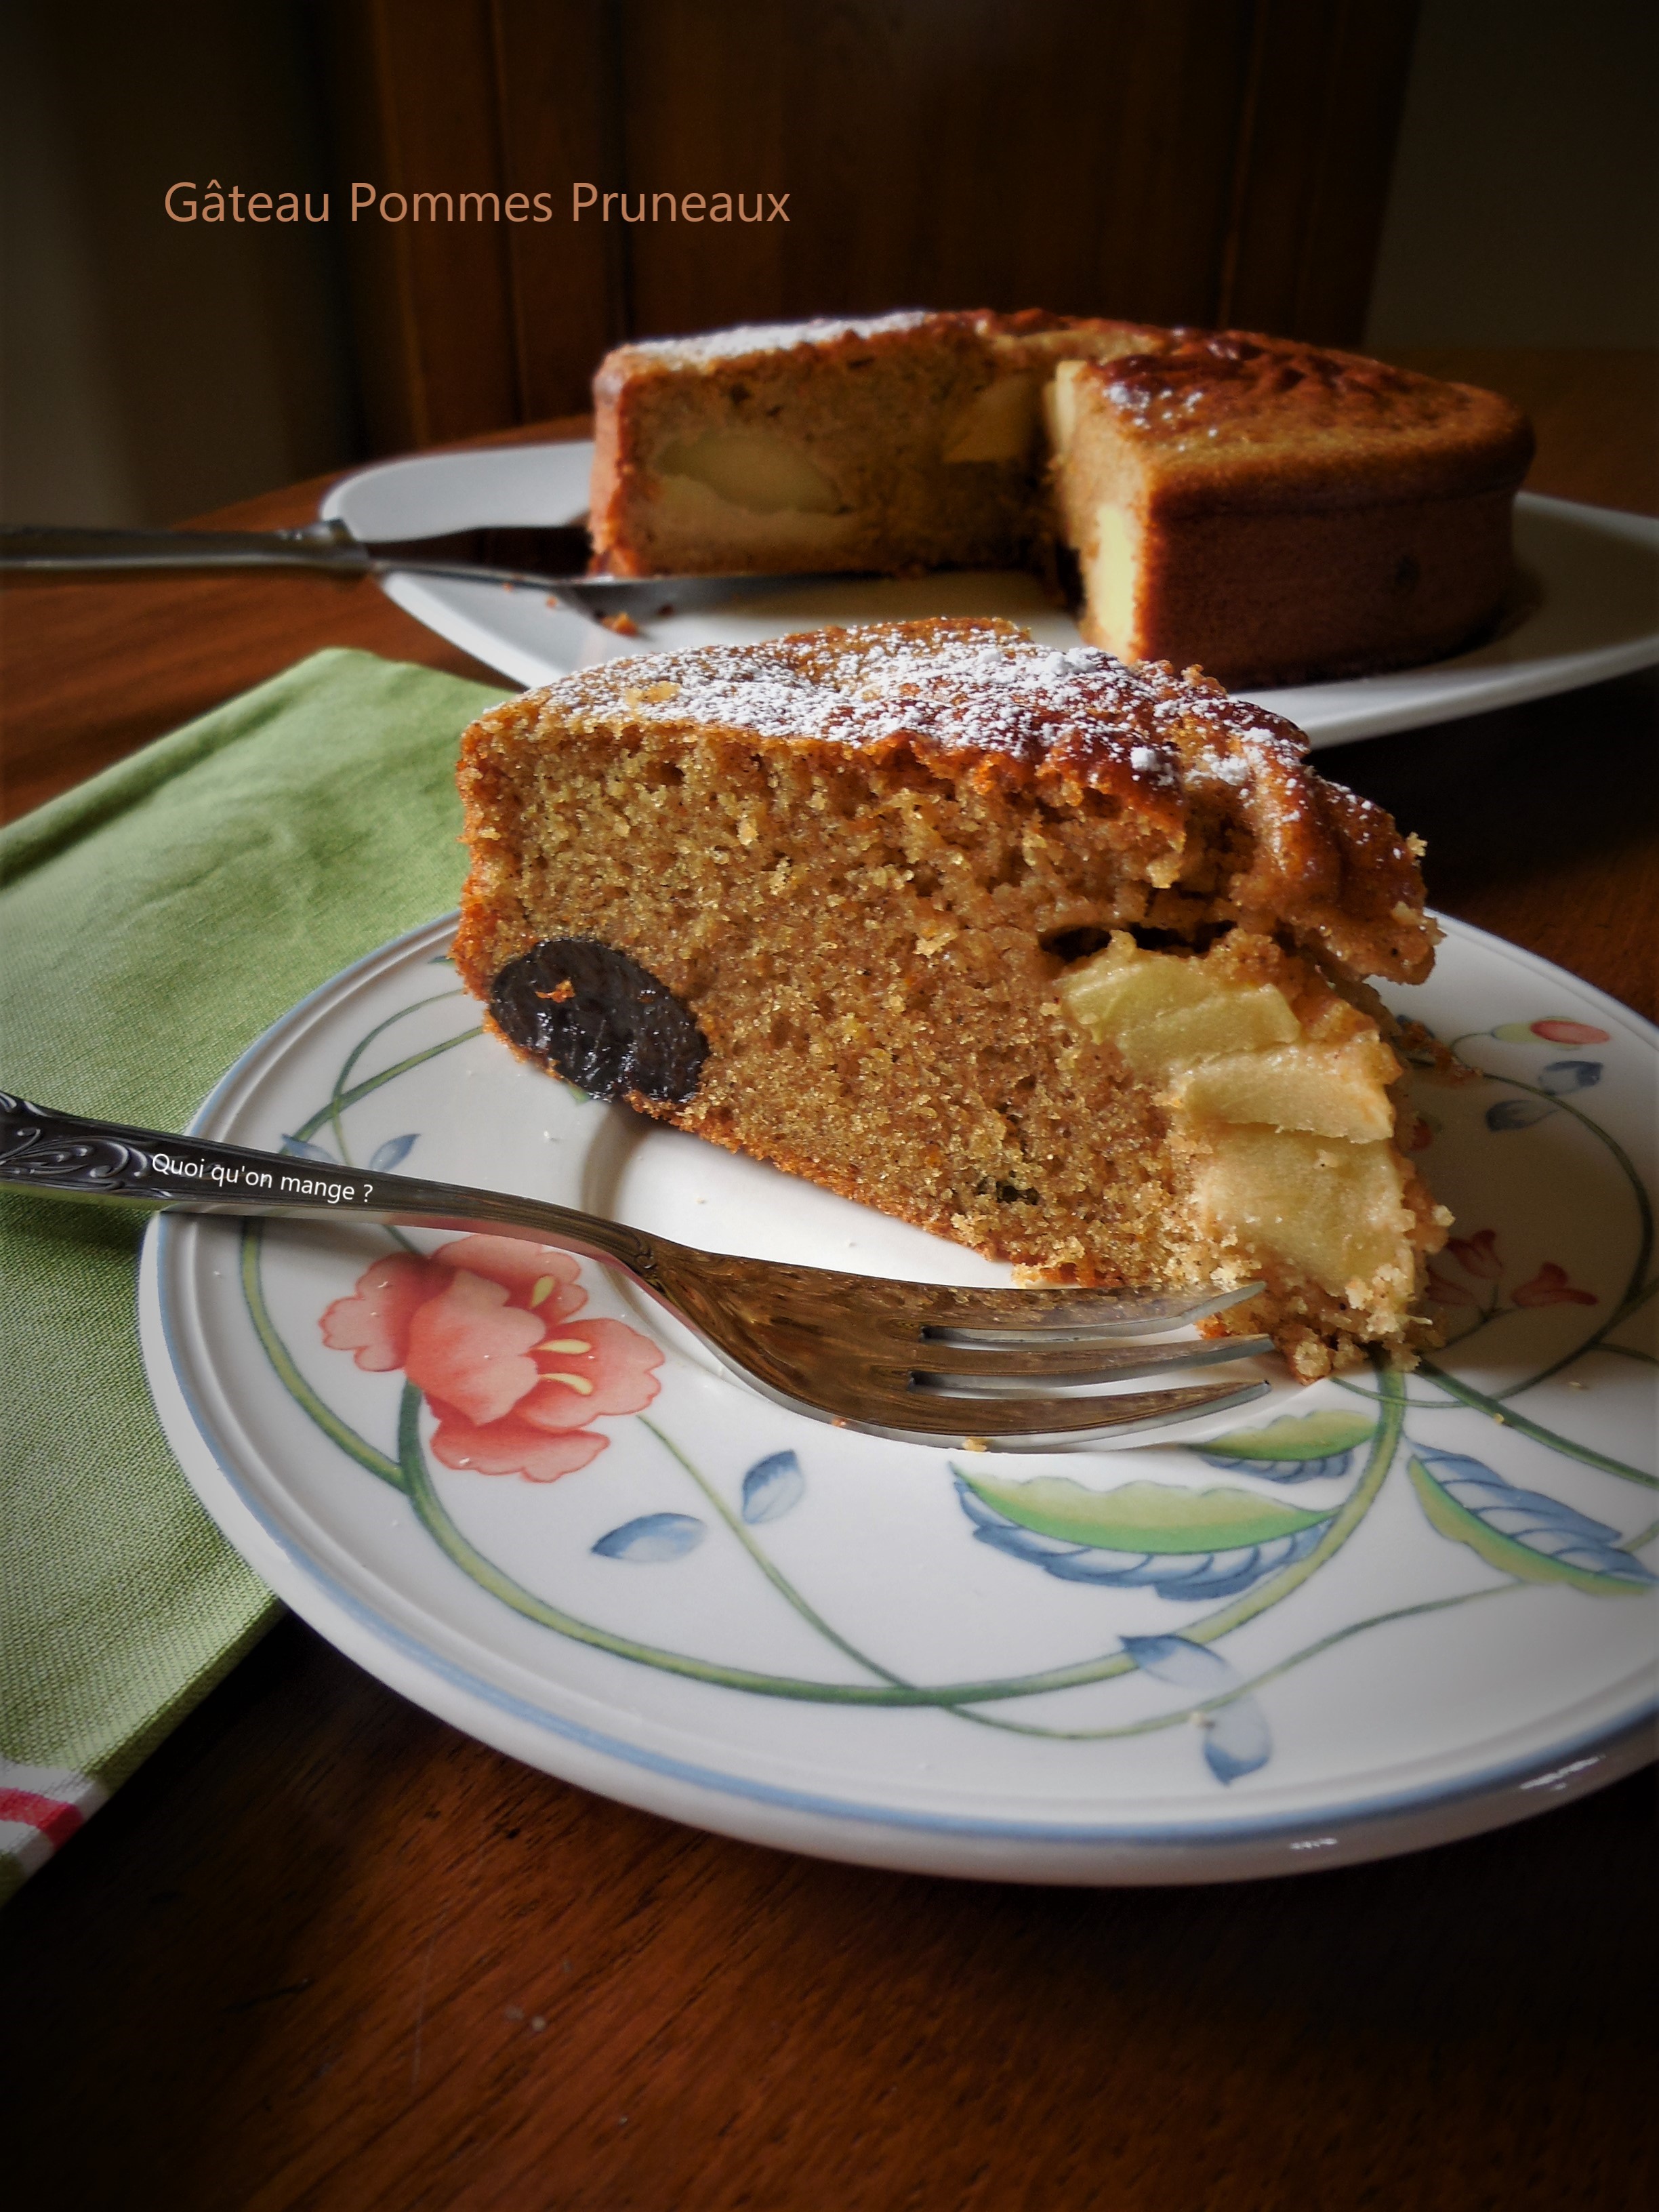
[{"left": 325, "top": 0, "right": 1420, "bottom": 452}]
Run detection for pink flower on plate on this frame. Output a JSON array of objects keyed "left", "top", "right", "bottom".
[
  {"left": 321, "top": 1234, "right": 663, "bottom": 1481},
  {"left": 1512, "top": 1262, "right": 1598, "bottom": 1309},
  {"left": 1530, "top": 1020, "right": 1608, "bottom": 1046},
  {"left": 1445, "top": 1227, "right": 1504, "bottom": 1281}
]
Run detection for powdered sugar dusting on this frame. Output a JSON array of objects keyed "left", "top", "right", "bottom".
[
  {"left": 483, "top": 617, "right": 1433, "bottom": 985},
  {"left": 627, "top": 312, "right": 935, "bottom": 366},
  {"left": 539, "top": 619, "right": 1311, "bottom": 797}
]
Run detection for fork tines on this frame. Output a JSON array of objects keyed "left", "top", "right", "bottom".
[
  {"left": 745, "top": 1275, "right": 1273, "bottom": 1448},
  {"left": 909, "top": 1280, "right": 1269, "bottom": 1344}
]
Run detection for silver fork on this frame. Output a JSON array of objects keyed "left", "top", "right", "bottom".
[{"left": 0, "top": 1093, "right": 1271, "bottom": 1451}]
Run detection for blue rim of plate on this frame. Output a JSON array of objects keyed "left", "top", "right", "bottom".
[{"left": 148, "top": 911, "right": 1659, "bottom": 1851}]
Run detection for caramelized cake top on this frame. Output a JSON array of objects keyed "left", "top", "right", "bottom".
[
  {"left": 1075, "top": 331, "right": 1534, "bottom": 508},
  {"left": 465, "top": 619, "right": 1436, "bottom": 984}
]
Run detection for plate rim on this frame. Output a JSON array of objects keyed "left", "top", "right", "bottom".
[{"left": 138, "top": 910, "right": 1659, "bottom": 1877}]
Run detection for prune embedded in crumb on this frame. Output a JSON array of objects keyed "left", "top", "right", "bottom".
[{"left": 490, "top": 939, "right": 708, "bottom": 1103}]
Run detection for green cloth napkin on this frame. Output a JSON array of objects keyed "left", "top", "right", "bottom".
[{"left": 0, "top": 648, "right": 506, "bottom": 1900}]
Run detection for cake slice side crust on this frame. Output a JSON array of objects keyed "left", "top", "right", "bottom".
[{"left": 1048, "top": 333, "right": 1535, "bottom": 685}]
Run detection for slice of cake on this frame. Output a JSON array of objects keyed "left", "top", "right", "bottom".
[
  {"left": 588, "top": 313, "right": 1532, "bottom": 688},
  {"left": 454, "top": 617, "right": 1449, "bottom": 1380}
]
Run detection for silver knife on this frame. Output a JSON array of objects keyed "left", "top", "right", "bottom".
[{"left": 0, "top": 521, "right": 871, "bottom": 626}]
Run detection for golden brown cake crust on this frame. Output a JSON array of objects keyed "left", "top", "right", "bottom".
[
  {"left": 1052, "top": 331, "right": 1533, "bottom": 686},
  {"left": 1082, "top": 329, "right": 1534, "bottom": 515}
]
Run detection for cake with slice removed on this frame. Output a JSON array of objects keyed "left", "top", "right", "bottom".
[
  {"left": 453, "top": 617, "right": 1450, "bottom": 1379},
  {"left": 589, "top": 312, "right": 1532, "bottom": 687}
]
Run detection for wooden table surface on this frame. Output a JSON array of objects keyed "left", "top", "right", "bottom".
[{"left": 2, "top": 356, "right": 1655, "bottom": 2211}]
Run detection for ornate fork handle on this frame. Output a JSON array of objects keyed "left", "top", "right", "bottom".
[
  {"left": 0, "top": 1091, "right": 659, "bottom": 1281},
  {"left": 2, "top": 1093, "right": 1275, "bottom": 1447}
]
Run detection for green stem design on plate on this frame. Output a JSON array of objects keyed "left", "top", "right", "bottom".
[
  {"left": 289, "top": 1025, "right": 482, "bottom": 1146},
  {"left": 960, "top": 1584, "right": 1516, "bottom": 1742},
  {"left": 241, "top": 1221, "right": 401, "bottom": 1487},
  {"left": 1330, "top": 1375, "right": 1479, "bottom": 1412},
  {"left": 396, "top": 1384, "right": 996, "bottom": 1704},
  {"left": 298, "top": 1015, "right": 480, "bottom": 1254},
  {"left": 640, "top": 1425, "right": 1073, "bottom": 1740},
  {"left": 323, "top": 988, "right": 468, "bottom": 1162},
  {"left": 1411, "top": 1361, "right": 1658, "bottom": 1489},
  {"left": 382, "top": 1369, "right": 1407, "bottom": 1709},
  {"left": 642, "top": 1420, "right": 909, "bottom": 1687}
]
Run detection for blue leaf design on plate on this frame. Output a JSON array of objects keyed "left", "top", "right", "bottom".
[
  {"left": 1121, "top": 1635, "right": 1271, "bottom": 1784},
  {"left": 592, "top": 1512, "right": 705, "bottom": 1563},
  {"left": 741, "top": 1450, "right": 804, "bottom": 1523},
  {"left": 1121, "top": 1633, "right": 1233, "bottom": 1689},
  {"left": 369, "top": 1132, "right": 419, "bottom": 1172},
  {"left": 280, "top": 1134, "right": 336, "bottom": 1162},
  {"left": 1201, "top": 1449, "right": 1357, "bottom": 1483},
  {"left": 1486, "top": 1097, "right": 1557, "bottom": 1133},
  {"left": 1537, "top": 1059, "right": 1602, "bottom": 1093},
  {"left": 955, "top": 1479, "right": 1326, "bottom": 1599},
  {"left": 1407, "top": 1448, "right": 1655, "bottom": 1593},
  {"left": 1202, "top": 1700, "right": 1273, "bottom": 1784}
]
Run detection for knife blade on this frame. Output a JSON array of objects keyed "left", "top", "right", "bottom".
[{"left": 0, "top": 521, "right": 873, "bottom": 626}]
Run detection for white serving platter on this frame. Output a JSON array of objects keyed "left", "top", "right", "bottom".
[{"left": 322, "top": 443, "right": 1659, "bottom": 749}]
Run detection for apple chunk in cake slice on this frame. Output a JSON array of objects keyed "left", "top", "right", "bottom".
[{"left": 1059, "top": 935, "right": 1434, "bottom": 1338}]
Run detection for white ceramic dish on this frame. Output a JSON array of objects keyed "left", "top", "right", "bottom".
[
  {"left": 138, "top": 914, "right": 1657, "bottom": 1883},
  {"left": 321, "top": 443, "right": 1659, "bottom": 750}
]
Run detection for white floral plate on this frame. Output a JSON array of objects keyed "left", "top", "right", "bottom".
[
  {"left": 321, "top": 442, "right": 1659, "bottom": 750},
  {"left": 138, "top": 916, "right": 1658, "bottom": 1883}
]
